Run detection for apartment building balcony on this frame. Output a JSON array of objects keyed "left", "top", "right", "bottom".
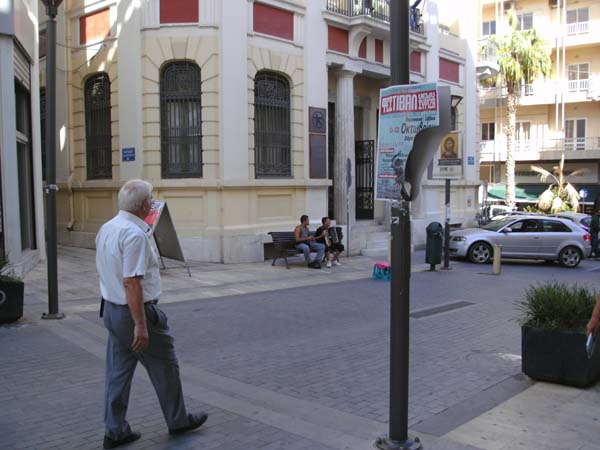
[
  {"left": 479, "top": 74, "right": 600, "bottom": 108},
  {"left": 479, "top": 137, "right": 600, "bottom": 163},
  {"left": 476, "top": 39, "right": 498, "bottom": 80},
  {"left": 324, "top": 0, "right": 425, "bottom": 38},
  {"left": 564, "top": 19, "right": 600, "bottom": 48}
]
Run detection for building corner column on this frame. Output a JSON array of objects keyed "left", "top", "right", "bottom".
[{"left": 334, "top": 70, "right": 356, "bottom": 225}]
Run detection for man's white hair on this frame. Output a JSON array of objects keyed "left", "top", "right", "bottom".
[{"left": 118, "top": 180, "right": 153, "bottom": 212}]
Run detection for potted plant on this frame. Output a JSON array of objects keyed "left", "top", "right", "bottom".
[
  {"left": 517, "top": 282, "right": 600, "bottom": 388},
  {"left": 0, "top": 255, "right": 24, "bottom": 324}
]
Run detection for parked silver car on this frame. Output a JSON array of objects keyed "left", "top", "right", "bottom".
[
  {"left": 548, "top": 212, "right": 592, "bottom": 232},
  {"left": 449, "top": 215, "right": 592, "bottom": 268}
]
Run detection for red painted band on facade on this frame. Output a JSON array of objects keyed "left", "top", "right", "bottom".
[
  {"left": 160, "top": 0, "right": 199, "bottom": 24},
  {"left": 253, "top": 3, "right": 294, "bottom": 41},
  {"left": 327, "top": 26, "right": 349, "bottom": 54},
  {"left": 375, "top": 39, "right": 383, "bottom": 63},
  {"left": 358, "top": 37, "right": 367, "bottom": 59},
  {"left": 439, "top": 57, "right": 460, "bottom": 83},
  {"left": 380, "top": 90, "right": 438, "bottom": 115}
]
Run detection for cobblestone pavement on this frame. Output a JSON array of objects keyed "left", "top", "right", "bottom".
[{"left": 2, "top": 247, "right": 600, "bottom": 449}]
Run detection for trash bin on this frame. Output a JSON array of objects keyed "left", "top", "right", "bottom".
[{"left": 425, "top": 222, "right": 443, "bottom": 270}]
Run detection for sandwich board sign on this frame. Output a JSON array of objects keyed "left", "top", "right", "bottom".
[
  {"left": 144, "top": 201, "right": 191, "bottom": 276},
  {"left": 375, "top": 82, "right": 440, "bottom": 201}
]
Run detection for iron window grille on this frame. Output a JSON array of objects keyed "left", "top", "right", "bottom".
[
  {"left": 84, "top": 73, "right": 112, "bottom": 180},
  {"left": 254, "top": 71, "right": 292, "bottom": 178},
  {"left": 160, "top": 61, "right": 203, "bottom": 179}
]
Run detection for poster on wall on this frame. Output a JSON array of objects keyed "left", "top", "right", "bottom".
[
  {"left": 144, "top": 201, "right": 191, "bottom": 276},
  {"left": 375, "top": 82, "right": 440, "bottom": 201},
  {"left": 432, "top": 132, "right": 463, "bottom": 179}
]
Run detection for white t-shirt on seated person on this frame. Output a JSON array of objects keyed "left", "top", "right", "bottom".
[{"left": 96, "top": 210, "right": 161, "bottom": 305}]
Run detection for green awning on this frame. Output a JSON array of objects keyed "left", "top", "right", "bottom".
[{"left": 487, "top": 185, "right": 539, "bottom": 202}]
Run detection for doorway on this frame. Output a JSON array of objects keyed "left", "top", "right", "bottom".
[{"left": 15, "top": 81, "right": 36, "bottom": 251}]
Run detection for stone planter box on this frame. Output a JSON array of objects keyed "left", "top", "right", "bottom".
[
  {"left": 0, "top": 279, "right": 24, "bottom": 324},
  {"left": 522, "top": 325, "right": 600, "bottom": 388}
]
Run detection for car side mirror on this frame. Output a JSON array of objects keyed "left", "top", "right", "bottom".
[{"left": 502, "top": 228, "right": 512, "bottom": 234}]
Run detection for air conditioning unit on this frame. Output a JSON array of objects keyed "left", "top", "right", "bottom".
[
  {"left": 503, "top": 1, "right": 514, "bottom": 11},
  {"left": 549, "top": 0, "right": 558, "bottom": 7}
]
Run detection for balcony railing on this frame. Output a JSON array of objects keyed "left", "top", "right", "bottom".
[
  {"left": 567, "top": 21, "right": 589, "bottom": 35},
  {"left": 479, "top": 137, "right": 600, "bottom": 156},
  {"left": 568, "top": 79, "right": 589, "bottom": 92},
  {"left": 325, "top": 0, "right": 425, "bottom": 34}
]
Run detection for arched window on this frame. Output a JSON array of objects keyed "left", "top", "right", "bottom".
[
  {"left": 254, "top": 71, "right": 291, "bottom": 178},
  {"left": 160, "top": 61, "right": 202, "bottom": 178},
  {"left": 84, "top": 73, "right": 112, "bottom": 179}
]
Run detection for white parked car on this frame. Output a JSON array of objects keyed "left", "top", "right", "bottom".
[{"left": 450, "top": 215, "right": 592, "bottom": 268}]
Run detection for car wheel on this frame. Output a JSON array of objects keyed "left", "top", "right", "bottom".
[
  {"left": 468, "top": 241, "right": 492, "bottom": 264},
  {"left": 558, "top": 246, "right": 582, "bottom": 268}
]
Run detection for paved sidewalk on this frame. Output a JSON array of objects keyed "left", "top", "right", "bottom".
[{"left": 2, "top": 247, "right": 600, "bottom": 450}]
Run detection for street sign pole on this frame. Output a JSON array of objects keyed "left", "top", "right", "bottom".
[{"left": 375, "top": 0, "right": 421, "bottom": 449}]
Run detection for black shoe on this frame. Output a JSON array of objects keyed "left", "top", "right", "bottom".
[
  {"left": 103, "top": 431, "right": 141, "bottom": 449},
  {"left": 169, "top": 412, "right": 208, "bottom": 435},
  {"left": 309, "top": 261, "right": 321, "bottom": 269}
]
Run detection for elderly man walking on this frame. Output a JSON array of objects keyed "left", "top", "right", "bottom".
[{"left": 96, "top": 180, "right": 207, "bottom": 449}]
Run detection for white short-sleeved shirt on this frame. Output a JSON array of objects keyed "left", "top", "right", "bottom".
[{"left": 96, "top": 210, "right": 161, "bottom": 305}]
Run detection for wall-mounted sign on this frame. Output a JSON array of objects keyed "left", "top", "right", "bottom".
[
  {"left": 468, "top": 155, "right": 475, "bottom": 165},
  {"left": 375, "top": 82, "right": 440, "bottom": 201},
  {"left": 309, "top": 107, "right": 327, "bottom": 134},
  {"left": 432, "top": 132, "right": 463, "bottom": 179},
  {"left": 309, "top": 134, "right": 327, "bottom": 179},
  {"left": 122, "top": 147, "right": 135, "bottom": 162}
]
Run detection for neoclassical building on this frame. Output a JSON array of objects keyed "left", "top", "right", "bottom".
[{"left": 40, "top": 0, "right": 480, "bottom": 263}]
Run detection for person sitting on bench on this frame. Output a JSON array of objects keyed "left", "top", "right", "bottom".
[
  {"left": 315, "top": 217, "right": 344, "bottom": 268},
  {"left": 294, "top": 215, "right": 325, "bottom": 269}
]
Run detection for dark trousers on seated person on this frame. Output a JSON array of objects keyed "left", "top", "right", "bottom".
[{"left": 103, "top": 300, "right": 190, "bottom": 440}]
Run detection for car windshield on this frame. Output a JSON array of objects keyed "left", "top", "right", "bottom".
[
  {"left": 482, "top": 218, "right": 515, "bottom": 232},
  {"left": 582, "top": 217, "right": 592, "bottom": 227}
]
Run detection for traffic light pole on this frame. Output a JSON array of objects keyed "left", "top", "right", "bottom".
[{"left": 375, "top": 0, "right": 421, "bottom": 448}]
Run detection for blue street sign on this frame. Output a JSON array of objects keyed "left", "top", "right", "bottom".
[
  {"left": 122, "top": 147, "right": 135, "bottom": 162},
  {"left": 467, "top": 156, "right": 475, "bottom": 165}
]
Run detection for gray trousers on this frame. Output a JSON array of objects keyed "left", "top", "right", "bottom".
[{"left": 103, "top": 301, "right": 190, "bottom": 439}]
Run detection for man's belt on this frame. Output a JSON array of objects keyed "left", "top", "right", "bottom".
[{"left": 99, "top": 298, "right": 159, "bottom": 317}]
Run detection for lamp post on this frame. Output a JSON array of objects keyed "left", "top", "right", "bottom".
[
  {"left": 442, "top": 94, "right": 463, "bottom": 271},
  {"left": 375, "top": 1, "right": 421, "bottom": 449},
  {"left": 41, "top": 0, "right": 65, "bottom": 320}
]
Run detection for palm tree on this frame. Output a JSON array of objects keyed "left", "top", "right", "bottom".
[
  {"left": 531, "top": 154, "right": 587, "bottom": 213},
  {"left": 489, "top": 9, "right": 551, "bottom": 208}
]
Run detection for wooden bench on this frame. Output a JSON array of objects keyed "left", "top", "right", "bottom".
[
  {"left": 268, "top": 227, "right": 344, "bottom": 269},
  {"left": 268, "top": 231, "right": 318, "bottom": 269}
]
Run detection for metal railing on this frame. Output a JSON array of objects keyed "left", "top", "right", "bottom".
[
  {"left": 479, "top": 137, "right": 600, "bottom": 156},
  {"left": 325, "top": 0, "right": 425, "bottom": 34},
  {"left": 567, "top": 21, "right": 589, "bottom": 35}
]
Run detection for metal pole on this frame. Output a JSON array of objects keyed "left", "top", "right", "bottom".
[
  {"left": 42, "top": 4, "right": 64, "bottom": 320},
  {"left": 375, "top": 0, "right": 421, "bottom": 448},
  {"left": 443, "top": 179, "right": 451, "bottom": 270}
]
